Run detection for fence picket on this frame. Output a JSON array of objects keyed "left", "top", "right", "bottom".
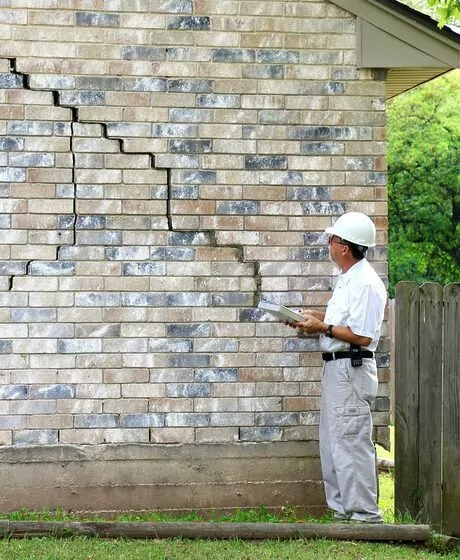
[
  {"left": 395, "top": 282, "right": 420, "bottom": 519},
  {"left": 442, "top": 283, "right": 460, "bottom": 537},
  {"left": 418, "top": 283, "right": 443, "bottom": 527}
]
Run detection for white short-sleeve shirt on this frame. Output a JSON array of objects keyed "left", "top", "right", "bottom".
[{"left": 319, "top": 259, "right": 387, "bottom": 352}]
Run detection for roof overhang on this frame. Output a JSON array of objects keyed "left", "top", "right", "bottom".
[{"left": 330, "top": 0, "right": 460, "bottom": 98}]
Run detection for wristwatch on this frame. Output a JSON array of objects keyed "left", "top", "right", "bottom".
[{"left": 325, "top": 324, "right": 334, "bottom": 338}]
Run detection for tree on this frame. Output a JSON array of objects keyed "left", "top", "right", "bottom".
[
  {"left": 387, "top": 70, "right": 460, "bottom": 296},
  {"left": 399, "top": 0, "right": 460, "bottom": 27}
]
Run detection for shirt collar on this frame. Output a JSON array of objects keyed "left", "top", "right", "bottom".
[{"left": 340, "top": 258, "right": 367, "bottom": 285}]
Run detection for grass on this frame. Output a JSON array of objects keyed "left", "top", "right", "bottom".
[{"left": 1, "top": 427, "right": 458, "bottom": 559}]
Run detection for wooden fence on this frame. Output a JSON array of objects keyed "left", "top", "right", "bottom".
[{"left": 394, "top": 282, "right": 460, "bottom": 536}]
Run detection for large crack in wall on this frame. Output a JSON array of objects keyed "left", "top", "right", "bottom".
[{"left": 3, "top": 58, "right": 262, "bottom": 304}]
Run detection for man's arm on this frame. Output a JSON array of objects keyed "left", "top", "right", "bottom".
[{"left": 295, "top": 315, "right": 372, "bottom": 347}]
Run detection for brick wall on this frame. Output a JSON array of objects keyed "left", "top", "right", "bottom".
[{"left": 0, "top": 0, "right": 389, "bottom": 511}]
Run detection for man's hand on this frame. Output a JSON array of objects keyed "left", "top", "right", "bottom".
[{"left": 296, "top": 314, "right": 325, "bottom": 335}]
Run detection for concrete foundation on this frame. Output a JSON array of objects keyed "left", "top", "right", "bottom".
[{"left": 0, "top": 442, "right": 326, "bottom": 515}]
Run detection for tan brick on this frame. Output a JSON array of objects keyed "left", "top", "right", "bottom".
[
  {"left": 103, "top": 399, "right": 148, "bottom": 413},
  {"left": 284, "top": 397, "right": 321, "bottom": 411},
  {"left": 27, "top": 414, "right": 73, "bottom": 429},
  {"left": 27, "top": 168, "right": 73, "bottom": 183},
  {"left": 195, "top": 427, "right": 238, "bottom": 443},
  {"left": 28, "top": 199, "right": 73, "bottom": 214},
  {"left": 150, "top": 428, "right": 194, "bottom": 444}
]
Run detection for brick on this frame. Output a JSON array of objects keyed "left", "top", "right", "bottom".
[
  {"left": 239, "top": 427, "right": 282, "bottom": 441},
  {"left": 13, "top": 430, "right": 58, "bottom": 445},
  {"left": 120, "top": 413, "right": 164, "bottom": 428},
  {"left": 74, "top": 414, "right": 118, "bottom": 428},
  {"left": 76, "top": 12, "right": 120, "bottom": 27},
  {"left": 168, "top": 16, "right": 210, "bottom": 30},
  {"left": 166, "top": 413, "right": 210, "bottom": 427}
]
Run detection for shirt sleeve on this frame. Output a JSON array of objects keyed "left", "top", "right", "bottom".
[{"left": 347, "top": 282, "right": 385, "bottom": 340}]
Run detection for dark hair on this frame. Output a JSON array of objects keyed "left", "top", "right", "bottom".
[{"left": 344, "top": 241, "right": 368, "bottom": 260}]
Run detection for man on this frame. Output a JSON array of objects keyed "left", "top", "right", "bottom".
[{"left": 291, "top": 211, "right": 387, "bottom": 523}]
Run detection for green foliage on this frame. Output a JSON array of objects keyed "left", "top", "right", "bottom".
[
  {"left": 398, "top": 0, "right": 460, "bottom": 27},
  {"left": 387, "top": 70, "right": 460, "bottom": 296}
]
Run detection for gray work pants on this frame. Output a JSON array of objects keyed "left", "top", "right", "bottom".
[{"left": 319, "top": 357, "right": 382, "bottom": 522}]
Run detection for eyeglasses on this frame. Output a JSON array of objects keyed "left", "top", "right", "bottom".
[{"left": 328, "top": 235, "right": 347, "bottom": 246}]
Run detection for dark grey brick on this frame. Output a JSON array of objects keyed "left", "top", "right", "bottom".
[
  {"left": 7, "top": 121, "right": 53, "bottom": 136},
  {"left": 166, "top": 413, "right": 210, "bottom": 427},
  {"left": 288, "top": 187, "right": 330, "bottom": 201},
  {"left": 374, "top": 397, "right": 390, "bottom": 412},
  {"left": 0, "top": 137, "right": 24, "bottom": 151},
  {"left": 212, "top": 293, "right": 254, "bottom": 306},
  {"left": 170, "top": 109, "right": 213, "bottom": 123},
  {"left": 303, "top": 232, "right": 329, "bottom": 245},
  {"left": 0, "top": 262, "right": 27, "bottom": 275},
  {"left": 9, "top": 153, "right": 54, "bottom": 167},
  {"left": 166, "top": 293, "right": 210, "bottom": 307},
  {"left": 195, "top": 368, "right": 238, "bottom": 383},
  {"left": 120, "top": 413, "right": 164, "bottom": 428},
  {"left": 216, "top": 201, "right": 260, "bottom": 215},
  {"left": 167, "top": 16, "right": 210, "bottom": 30},
  {"left": 60, "top": 91, "right": 105, "bottom": 106},
  {"left": 167, "top": 354, "right": 211, "bottom": 368},
  {"left": 376, "top": 353, "right": 391, "bottom": 368},
  {"left": 76, "top": 12, "right": 119, "bottom": 27},
  {"left": 124, "top": 78, "right": 167, "bottom": 92},
  {"left": 76, "top": 216, "right": 106, "bottom": 230},
  {"left": 77, "top": 231, "right": 122, "bottom": 245},
  {"left": 0, "top": 340, "right": 12, "bottom": 354},
  {"left": 149, "top": 339, "right": 193, "bottom": 352},
  {"left": 238, "top": 308, "right": 263, "bottom": 322},
  {"left": 257, "top": 50, "right": 299, "bottom": 63},
  {"left": 122, "top": 262, "right": 166, "bottom": 276},
  {"left": 166, "top": 323, "right": 212, "bottom": 337},
  {"left": 152, "top": 123, "right": 197, "bottom": 137},
  {"left": 54, "top": 122, "right": 72, "bottom": 136},
  {"left": 122, "top": 46, "right": 167, "bottom": 60},
  {"left": 0, "top": 385, "right": 27, "bottom": 399},
  {"left": 0, "top": 168, "right": 26, "bottom": 182},
  {"left": 74, "top": 414, "right": 118, "bottom": 428},
  {"left": 255, "top": 412, "right": 298, "bottom": 426},
  {"left": 12, "top": 309, "right": 56, "bottom": 322},
  {"left": 167, "top": 383, "right": 211, "bottom": 398},
  {"left": 29, "top": 384, "right": 75, "bottom": 399},
  {"left": 284, "top": 338, "right": 321, "bottom": 352},
  {"left": 245, "top": 155, "right": 287, "bottom": 170},
  {"left": 364, "top": 172, "right": 387, "bottom": 185},
  {"left": 172, "top": 170, "right": 216, "bottom": 184},
  {"left": 302, "top": 142, "right": 343, "bottom": 155},
  {"left": 170, "top": 185, "right": 199, "bottom": 199},
  {"left": 323, "top": 82, "right": 345, "bottom": 95},
  {"left": 13, "top": 430, "right": 58, "bottom": 445},
  {"left": 239, "top": 427, "right": 283, "bottom": 441},
  {"left": 301, "top": 202, "right": 346, "bottom": 215},
  {"left": 151, "top": 247, "right": 195, "bottom": 260},
  {"left": 168, "top": 79, "right": 213, "bottom": 93},
  {"left": 289, "top": 247, "right": 329, "bottom": 261},
  {"left": 77, "top": 77, "right": 123, "bottom": 90},
  {"left": 58, "top": 216, "right": 75, "bottom": 230},
  {"left": 106, "top": 247, "right": 149, "bottom": 260},
  {"left": 289, "top": 127, "right": 330, "bottom": 140},
  {"left": 167, "top": 47, "right": 211, "bottom": 61},
  {"left": 169, "top": 139, "right": 212, "bottom": 153},
  {"left": 168, "top": 231, "right": 213, "bottom": 246},
  {"left": 0, "top": 186, "right": 10, "bottom": 198},
  {"left": 121, "top": 293, "right": 165, "bottom": 306},
  {"left": 29, "top": 262, "right": 76, "bottom": 276},
  {"left": 0, "top": 73, "right": 23, "bottom": 88},
  {"left": 372, "top": 69, "right": 388, "bottom": 81},
  {"left": 196, "top": 94, "right": 240, "bottom": 108},
  {"left": 243, "top": 65, "right": 283, "bottom": 79},
  {"left": 212, "top": 49, "right": 255, "bottom": 63}
]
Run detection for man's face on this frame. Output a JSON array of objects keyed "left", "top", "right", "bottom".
[{"left": 328, "top": 235, "right": 347, "bottom": 264}]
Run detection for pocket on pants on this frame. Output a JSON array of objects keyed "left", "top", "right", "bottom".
[{"left": 335, "top": 405, "right": 369, "bottom": 437}]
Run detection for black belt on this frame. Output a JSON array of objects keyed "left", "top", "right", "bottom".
[{"left": 322, "top": 351, "right": 374, "bottom": 362}]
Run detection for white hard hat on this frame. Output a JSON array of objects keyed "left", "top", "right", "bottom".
[{"left": 325, "top": 212, "right": 376, "bottom": 247}]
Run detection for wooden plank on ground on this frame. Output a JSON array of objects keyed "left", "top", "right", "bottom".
[
  {"left": 442, "top": 283, "right": 460, "bottom": 537},
  {"left": 418, "top": 283, "right": 443, "bottom": 528},
  {"left": 0, "top": 521, "right": 431, "bottom": 541},
  {"left": 395, "top": 282, "right": 420, "bottom": 519}
]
